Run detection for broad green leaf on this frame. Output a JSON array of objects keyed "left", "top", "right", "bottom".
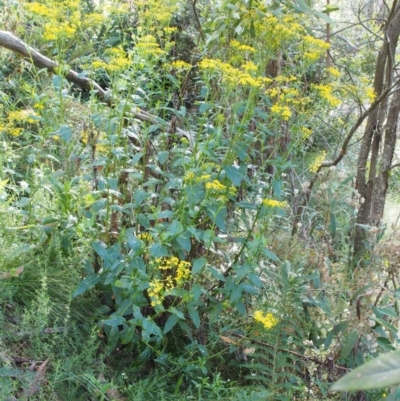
[
  {"left": 339, "top": 331, "right": 359, "bottom": 360},
  {"left": 176, "top": 234, "right": 191, "bottom": 252},
  {"left": 192, "top": 257, "right": 207, "bottom": 274},
  {"left": 72, "top": 275, "right": 100, "bottom": 298},
  {"left": 262, "top": 247, "right": 280, "bottom": 262},
  {"left": 163, "top": 314, "right": 180, "bottom": 334},
  {"left": 150, "top": 243, "right": 168, "bottom": 258},
  {"left": 224, "top": 165, "right": 244, "bottom": 186},
  {"left": 168, "top": 307, "right": 185, "bottom": 320},
  {"left": 373, "top": 317, "right": 398, "bottom": 335},
  {"left": 188, "top": 305, "right": 200, "bottom": 329},
  {"left": 59, "top": 125, "right": 72, "bottom": 142},
  {"left": 102, "top": 315, "right": 126, "bottom": 327},
  {"left": 208, "top": 266, "right": 225, "bottom": 281},
  {"left": 375, "top": 306, "right": 398, "bottom": 319},
  {"left": 158, "top": 151, "right": 169, "bottom": 165},
  {"left": 331, "top": 350, "right": 400, "bottom": 391}
]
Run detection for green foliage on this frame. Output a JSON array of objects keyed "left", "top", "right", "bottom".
[
  {"left": 332, "top": 350, "right": 400, "bottom": 391},
  {"left": 1, "top": 0, "right": 399, "bottom": 399}
]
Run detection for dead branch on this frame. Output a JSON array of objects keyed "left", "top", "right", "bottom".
[{"left": 0, "top": 30, "right": 195, "bottom": 147}]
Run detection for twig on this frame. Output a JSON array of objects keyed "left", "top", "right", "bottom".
[
  {"left": 228, "top": 331, "right": 348, "bottom": 371},
  {"left": 0, "top": 31, "right": 196, "bottom": 148}
]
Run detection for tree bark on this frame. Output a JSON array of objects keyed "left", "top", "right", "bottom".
[{"left": 354, "top": 3, "right": 400, "bottom": 257}]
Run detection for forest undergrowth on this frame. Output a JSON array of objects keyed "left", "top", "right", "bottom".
[{"left": 0, "top": 0, "right": 400, "bottom": 400}]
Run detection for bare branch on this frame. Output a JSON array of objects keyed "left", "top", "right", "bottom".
[{"left": 0, "top": 30, "right": 196, "bottom": 147}]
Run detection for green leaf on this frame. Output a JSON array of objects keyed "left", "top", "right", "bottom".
[
  {"left": 166, "top": 74, "right": 180, "bottom": 88},
  {"left": 339, "top": 330, "right": 359, "bottom": 359},
  {"left": 373, "top": 317, "right": 398, "bottom": 335},
  {"left": 149, "top": 243, "right": 168, "bottom": 258},
  {"left": 208, "top": 266, "right": 225, "bottom": 281},
  {"left": 130, "top": 152, "right": 144, "bottom": 165},
  {"left": 176, "top": 234, "right": 191, "bottom": 252},
  {"left": 188, "top": 305, "right": 200, "bottom": 329},
  {"left": 224, "top": 166, "right": 244, "bottom": 186},
  {"left": 167, "top": 220, "right": 183, "bottom": 236},
  {"left": 199, "top": 102, "right": 212, "bottom": 113},
  {"left": 376, "top": 306, "right": 398, "bottom": 319},
  {"left": 102, "top": 315, "right": 126, "bottom": 327},
  {"left": 330, "top": 212, "right": 336, "bottom": 238},
  {"left": 59, "top": 125, "right": 72, "bottom": 143},
  {"left": 206, "top": 205, "right": 227, "bottom": 232},
  {"left": 192, "top": 257, "right": 207, "bottom": 274},
  {"left": 262, "top": 247, "right": 280, "bottom": 262},
  {"left": 331, "top": 350, "right": 400, "bottom": 391},
  {"left": 168, "top": 306, "right": 185, "bottom": 320},
  {"left": 158, "top": 151, "right": 169, "bottom": 165},
  {"left": 163, "top": 314, "right": 180, "bottom": 334},
  {"left": 72, "top": 275, "right": 100, "bottom": 298}
]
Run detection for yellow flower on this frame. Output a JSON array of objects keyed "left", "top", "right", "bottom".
[
  {"left": 170, "top": 60, "right": 192, "bottom": 70},
  {"left": 163, "top": 27, "right": 178, "bottom": 34},
  {"left": 366, "top": 87, "right": 376, "bottom": 102},
  {"left": 262, "top": 198, "right": 286, "bottom": 208},
  {"left": 148, "top": 279, "right": 164, "bottom": 307},
  {"left": 230, "top": 40, "right": 256, "bottom": 53},
  {"left": 183, "top": 171, "right": 195, "bottom": 182},
  {"left": 326, "top": 67, "right": 341, "bottom": 78},
  {"left": 254, "top": 311, "right": 279, "bottom": 329},
  {"left": 270, "top": 104, "right": 292, "bottom": 120},
  {"left": 313, "top": 84, "right": 341, "bottom": 107},
  {"left": 138, "top": 232, "right": 153, "bottom": 244},
  {"left": 309, "top": 151, "right": 327, "bottom": 172},
  {"left": 8, "top": 127, "right": 23, "bottom": 137},
  {"left": 8, "top": 109, "right": 39, "bottom": 123},
  {"left": 205, "top": 180, "right": 227, "bottom": 192}
]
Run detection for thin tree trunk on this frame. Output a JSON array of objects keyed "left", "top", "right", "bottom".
[{"left": 354, "top": 3, "right": 400, "bottom": 257}]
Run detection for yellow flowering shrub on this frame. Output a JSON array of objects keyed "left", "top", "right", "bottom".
[{"left": 254, "top": 311, "right": 279, "bottom": 329}]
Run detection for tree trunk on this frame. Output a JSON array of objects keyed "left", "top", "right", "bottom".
[{"left": 354, "top": 4, "right": 400, "bottom": 257}]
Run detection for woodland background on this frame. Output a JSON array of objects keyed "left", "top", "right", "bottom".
[{"left": 1, "top": 0, "right": 400, "bottom": 399}]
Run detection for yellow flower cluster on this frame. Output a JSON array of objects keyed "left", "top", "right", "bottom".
[
  {"left": 163, "top": 27, "right": 178, "bottom": 35},
  {"left": 199, "top": 58, "right": 272, "bottom": 89},
  {"left": 138, "top": 232, "right": 153, "bottom": 243},
  {"left": 0, "top": 109, "right": 40, "bottom": 137},
  {"left": 148, "top": 279, "right": 164, "bottom": 307},
  {"left": 313, "top": 84, "right": 341, "bottom": 107},
  {"left": 148, "top": 257, "right": 192, "bottom": 307},
  {"left": 300, "top": 127, "right": 312, "bottom": 140},
  {"left": 8, "top": 109, "right": 39, "bottom": 124},
  {"left": 366, "top": 87, "right": 376, "bottom": 102},
  {"left": 254, "top": 311, "right": 279, "bottom": 329},
  {"left": 230, "top": 40, "right": 256, "bottom": 53},
  {"left": 326, "top": 67, "right": 341, "bottom": 78},
  {"left": 92, "top": 57, "right": 130, "bottom": 73},
  {"left": 309, "top": 151, "right": 327, "bottom": 173},
  {"left": 135, "top": 0, "right": 178, "bottom": 27},
  {"left": 302, "top": 35, "right": 330, "bottom": 64},
  {"left": 24, "top": 2, "right": 53, "bottom": 17},
  {"left": 262, "top": 198, "right": 286, "bottom": 208},
  {"left": 254, "top": 14, "right": 303, "bottom": 51},
  {"left": 24, "top": 0, "right": 82, "bottom": 41},
  {"left": 135, "top": 35, "right": 165, "bottom": 57},
  {"left": 205, "top": 180, "right": 227, "bottom": 192},
  {"left": 81, "top": 130, "right": 108, "bottom": 153},
  {"left": 43, "top": 22, "right": 76, "bottom": 41},
  {"left": 270, "top": 104, "right": 292, "bottom": 121},
  {"left": 170, "top": 60, "right": 192, "bottom": 70}
]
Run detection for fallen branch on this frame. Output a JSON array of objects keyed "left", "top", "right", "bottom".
[
  {"left": 227, "top": 331, "right": 348, "bottom": 372},
  {"left": 0, "top": 30, "right": 195, "bottom": 147}
]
